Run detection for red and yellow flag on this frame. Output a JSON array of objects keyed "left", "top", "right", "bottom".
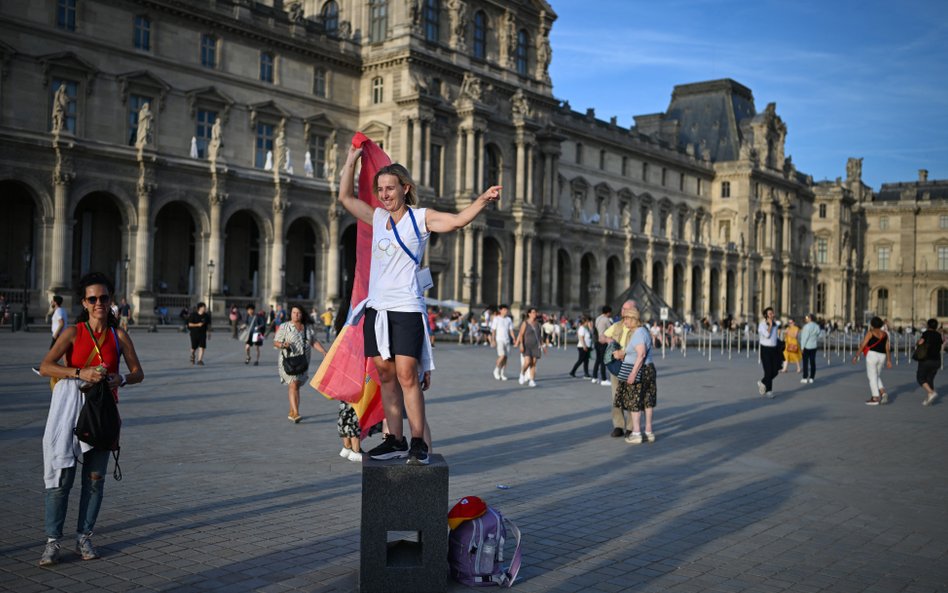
[{"left": 310, "top": 132, "right": 389, "bottom": 436}]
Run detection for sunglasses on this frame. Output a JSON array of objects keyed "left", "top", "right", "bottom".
[{"left": 85, "top": 294, "right": 112, "bottom": 305}]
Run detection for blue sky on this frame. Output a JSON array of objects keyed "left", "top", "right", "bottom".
[{"left": 548, "top": 0, "right": 948, "bottom": 190}]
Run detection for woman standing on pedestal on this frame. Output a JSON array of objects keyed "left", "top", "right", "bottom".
[{"left": 337, "top": 143, "right": 501, "bottom": 465}]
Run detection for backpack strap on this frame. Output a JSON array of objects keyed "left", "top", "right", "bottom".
[{"left": 501, "top": 517, "right": 522, "bottom": 587}]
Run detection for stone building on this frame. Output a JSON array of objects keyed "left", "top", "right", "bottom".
[{"left": 0, "top": 0, "right": 944, "bottom": 328}]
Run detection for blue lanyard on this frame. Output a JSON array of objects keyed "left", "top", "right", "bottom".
[{"left": 389, "top": 209, "right": 423, "bottom": 266}]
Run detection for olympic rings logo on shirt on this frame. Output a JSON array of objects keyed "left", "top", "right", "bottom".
[{"left": 375, "top": 237, "right": 398, "bottom": 258}]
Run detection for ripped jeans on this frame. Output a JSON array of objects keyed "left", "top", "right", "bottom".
[{"left": 44, "top": 449, "right": 111, "bottom": 540}]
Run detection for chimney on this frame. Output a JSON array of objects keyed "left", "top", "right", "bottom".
[{"left": 918, "top": 169, "right": 928, "bottom": 183}]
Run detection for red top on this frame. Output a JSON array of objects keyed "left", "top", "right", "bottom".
[{"left": 69, "top": 323, "right": 121, "bottom": 399}]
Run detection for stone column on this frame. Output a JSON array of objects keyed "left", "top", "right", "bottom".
[
  {"left": 422, "top": 119, "right": 431, "bottom": 187},
  {"left": 515, "top": 137, "right": 526, "bottom": 201},
  {"left": 525, "top": 145, "right": 534, "bottom": 205},
  {"left": 512, "top": 230, "right": 524, "bottom": 309},
  {"left": 134, "top": 183, "right": 154, "bottom": 294},
  {"left": 326, "top": 204, "right": 340, "bottom": 305},
  {"left": 550, "top": 242, "right": 559, "bottom": 308},
  {"left": 476, "top": 131, "right": 485, "bottom": 191},
  {"left": 783, "top": 211, "right": 792, "bottom": 256},
  {"left": 475, "top": 228, "right": 484, "bottom": 304},
  {"left": 524, "top": 234, "right": 534, "bottom": 305},
  {"left": 399, "top": 116, "right": 411, "bottom": 165},
  {"left": 540, "top": 240, "right": 551, "bottom": 308},
  {"left": 411, "top": 118, "right": 423, "bottom": 175},
  {"left": 49, "top": 172, "right": 73, "bottom": 292},
  {"left": 270, "top": 198, "right": 286, "bottom": 304},
  {"left": 461, "top": 226, "right": 474, "bottom": 303},
  {"left": 454, "top": 132, "right": 464, "bottom": 196},
  {"left": 208, "top": 194, "right": 224, "bottom": 294},
  {"left": 464, "top": 128, "right": 475, "bottom": 192},
  {"left": 665, "top": 252, "right": 675, "bottom": 310}
]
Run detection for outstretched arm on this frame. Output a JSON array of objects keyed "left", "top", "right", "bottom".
[
  {"left": 337, "top": 145, "right": 375, "bottom": 225},
  {"left": 426, "top": 186, "right": 502, "bottom": 233}
]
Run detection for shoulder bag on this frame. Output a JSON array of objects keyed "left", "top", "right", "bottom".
[{"left": 282, "top": 326, "right": 310, "bottom": 376}]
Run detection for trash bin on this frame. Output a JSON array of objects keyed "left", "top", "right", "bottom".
[{"left": 11, "top": 312, "right": 22, "bottom": 332}]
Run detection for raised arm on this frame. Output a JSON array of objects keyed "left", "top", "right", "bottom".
[
  {"left": 426, "top": 185, "right": 502, "bottom": 233},
  {"left": 337, "top": 145, "right": 375, "bottom": 225}
]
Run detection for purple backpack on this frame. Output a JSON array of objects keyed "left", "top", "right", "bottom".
[{"left": 448, "top": 505, "right": 522, "bottom": 587}]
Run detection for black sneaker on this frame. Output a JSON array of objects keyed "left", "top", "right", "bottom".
[
  {"left": 368, "top": 435, "right": 409, "bottom": 460},
  {"left": 406, "top": 437, "right": 429, "bottom": 465}
]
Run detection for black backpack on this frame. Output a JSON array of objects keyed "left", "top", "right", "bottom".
[{"left": 73, "top": 324, "right": 123, "bottom": 480}]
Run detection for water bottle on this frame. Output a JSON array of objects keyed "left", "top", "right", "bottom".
[{"left": 478, "top": 533, "right": 496, "bottom": 574}]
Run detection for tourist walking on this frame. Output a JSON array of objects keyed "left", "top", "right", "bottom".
[
  {"left": 853, "top": 316, "right": 891, "bottom": 405},
  {"left": 569, "top": 315, "right": 593, "bottom": 378},
  {"left": 592, "top": 305, "right": 613, "bottom": 386},
  {"left": 515, "top": 307, "right": 544, "bottom": 387},
  {"left": 273, "top": 305, "right": 327, "bottom": 423},
  {"left": 229, "top": 304, "right": 240, "bottom": 339},
  {"left": 242, "top": 304, "right": 265, "bottom": 365},
  {"left": 37, "top": 272, "right": 144, "bottom": 566},
  {"left": 757, "top": 307, "right": 781, "bottom": 398},
  {"left": 490, "top": 304, "right": 515, "bottom": 380},
  {"left": 781, "top": 318, "right": 802, "bottom": 373},
  {"left": 320, "top": 307, "right": 334, "bottom": 342},
  {"left": 337, "top": 141, "right": 501, "bottom": 464},
  {"left": 117, "top": 298, "right": 131, "bottom": 332},
  {"left": 799, "top": 313, "right": 820, "bottom": 384},
  {"left": 613, "top": 309, "right": 657, "bottom": 444},
  {"left": 49, "top": 295, "right": 68, "bottom": 349},
  {"left": 187, "top": 302, "right": 211, "bottom": 366},
  {"left": 915, "top": 318, "right": 943, "bottom": 406}
]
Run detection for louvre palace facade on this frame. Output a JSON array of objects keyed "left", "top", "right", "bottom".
[{"left": 1, "top": 0, "right": 946, "bottom": 327}]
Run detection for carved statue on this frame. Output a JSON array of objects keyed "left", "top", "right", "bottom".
[
  {"left": 846, "top": 157, "right": 863, "bottom": 182},
  {"left": 407, "top": 0, "right": 422, "bottom": 33},
  {"left": 135, "top": 102, "right": 153, "bottom": 148},
  {"left": 287, "top": 1, "right": 304, "bottom": 23},
  {"left": 338, "top": 20, "right": 351, "bottom": 39},
  {"left": 511, "top": 89, "right": 531, "bottom": 119},
  {"left": 208, "top": 118, "right": 223, "bottom": 161},
  {"left": 325, "top": 130, "right": 339, "bottom": 181},
  {"left": 459, "top": 72, "right": 482, "bottom": 102},
  {"left": 275, "top": 120, "right": 288, "bottom": 173},
  {"left": 500, "top": 10, "right": 517, "bottom": 67},
  {"left": 448, "top": 0, "right": 468, "bottom": 49},
  {"left": 51, "top": 84, "right": 68, "bottom": 133},
  {"left": 536, "top": 12, "right": 552, "bottom": 81}
]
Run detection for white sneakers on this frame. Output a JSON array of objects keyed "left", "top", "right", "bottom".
[
  {"left": 500, "top": 372, "right": 508, "bottom": 381},
  {"left": 339, "top": 447, "right": 350, "bottom": 458},
  {"left": 339, "top": 447, "right": 362, "bottom": 462},
  {"left": 493, "top": 367, "right": 501, "bottom": 380},
  {"left": 528, "top": 379, "right": 536, "bottom": 387},
  {"left": 519, "top": 374, "right": 527, "bottom": 385},
  {"left": 923, "top": 391, "right": 937, "bottom": 406},
  {"left": 600, "top": 379, "right": 611, "bottom": 386},
  {"left": 757, "top": 380, "right": 766, "bottom": 395}
]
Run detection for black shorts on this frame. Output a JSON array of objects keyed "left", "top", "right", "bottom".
[
  {"left": 363, "top": 308, "right": 425, "bottom": 360},
  {"left": 190, "top": 332, "right": 207, "bottom": 349}
]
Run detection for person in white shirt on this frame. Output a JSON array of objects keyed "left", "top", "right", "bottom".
[
  {"left": 569, "top": 315, "right": 593, "bottom": 378},
  {"left": 49, "top": 296, "right": 68, "bottom": 349},
  {"left": 490, "top": 304, "right": 515, "bottom": 380},
  {"left": 337, "top": 143, "right": 501, "bottom": 465},
  {"left": 757, "top": 307, "right": 780, "bottom": 398}
]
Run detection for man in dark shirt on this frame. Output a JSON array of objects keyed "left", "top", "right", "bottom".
[{"left": 187, "top": 302, "right": 212, "bottom": 366}]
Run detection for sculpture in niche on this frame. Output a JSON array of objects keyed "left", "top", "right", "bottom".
[
  {"left": 275, "top": 120, "right": 288, "bottom": 173},
  {"left": 448, "top": 0, "right": 468, "bottom": 50},
  {"left": 458, "top": 72, "right": 482, "bottom": 102},
  {"left": 500, "top": 10, "right": 517, "bottom": 67},
  {"left": 135, "top": 102, "right": 153, "bottom": 148},
  {"left": 511, "top": 89, "right": 531, "bottom": 119},
  {"left": 287, "top": 1, "right": 304, "bottom": 23},
  {"left": 338, "top": 20, "right": 351, "bottom": 39},
  {"left": 208, "top": 118, "right": 223, "bottom": 161},
  {"left": 325, "top": 130, "right": 339, "bottom": 182},
  {"left": 407, "top": 0, "right": 422, "bottom": 33},
  {"left": 536, "top": 11, "right": 552, "bottom": 81},
  {"left": 51, "top": 84, "right": 68, "bottom": 133}
]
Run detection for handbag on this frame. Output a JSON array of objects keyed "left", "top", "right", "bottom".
[
  {"left": 282, "top": 326, "right": 310, "bottom": 376},
  {"left": 912, "top": 342, "right": 928, "bottom": 362},
  {"left": 862, "top": 335, "right": 882, "bottom": 356},
  {"left": 786, "top": 342, "right": 799, "bottom": 353}
]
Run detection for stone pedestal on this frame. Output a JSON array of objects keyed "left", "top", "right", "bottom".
[{"left": 360, "top": 454, "right": 448, "bottom": 593}]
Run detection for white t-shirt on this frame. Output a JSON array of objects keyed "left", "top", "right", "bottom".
[
  {"left": 51, "top": 307, "right": 68, "bottom": 337},
  {"left": 366, "top": 207, "right": 429, "bottom": 313},
  {"left": 491, "top": 315, "right": 514, "bottom": 343},
  {"left": 577, "top": 325, "right": 591, "bottom": 349}
]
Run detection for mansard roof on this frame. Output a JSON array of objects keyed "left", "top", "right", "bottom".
[
  {"left": 662, "top": 78, "right": 756, "bottom": 163},
  {"left": 875, "top": 179, "right": 948, "bottom": 202}
]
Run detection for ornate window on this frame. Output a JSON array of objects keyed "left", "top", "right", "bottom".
[
  {"left": 313, "top": 67, "right": 327, "bottom": 97},
  {"left": 473, "top": 11, "right": 487, "bottom": 59},
  {"left": 200, "top": 34, "right": 218, "bottom": 69},
  {"left": 599, "top": 149, "right": 606, "bottom": 170},
  {"left": 816, "top": 237, "right": 828, "bottom": 264},
  {"left": 195, "top": 109, "right": 217, "bottom": 159},
  {"left": 260, "top": 52, "right": 275, "bottom": 83},
  {"left": 661, "top": 167, "right": 667, "bottom": 186},
  {"left": 642, "top": 162, "right": 648, "bottom": 182},
  {"left": 721, "top": 181, "right": 731, "bottom": 198},
  {"left": 322, "top": 1, "right": 339, "bottom": 35},
  {"left": 941, "top": 214, "right": 948, "bottom": 229},
  {"left": 939, "top": 246, "right": 948, "bottom": 272},
  {"left": 816, "top": 282, "right": 826, "bottom": 315},
  {"left": 621, "top": 156, "right": 628, "bottom": 177},
  {"left": 939, "top": 289, "right": 948, "bottom": 317},
  {"left": 484, "top": 145, "right": 500, "bottom": 187},
  {"left": 57, "top": 0, "right": 77, "bottom": 31},
  {"left": 575, "top": 142, "right": 583, "bottom": 165},
  {"left": 818, "top": 203, "right": 827, "bottom": 218},
  {"left": 430, "top": 143, "right": 443, "bottom": 193},
  {"left": 369, "top": 0, "right": 387, "bottom": 42},
  {"left": 516, "top": 29, "right": 529, "bottom": 76},
  {"left": 877, "top": 288, "right": 889, "bottom": 316},
  {"left": 127, "top": 94, "right": 152, "bottom": 146},
  {"left": 878, "top": 246, "right": 891, "bottom": 271},
  {"left": 50, "top": 79, "right": 78, "bottom": 134},
  {"left": 424, "top": 0, "right": 440, "bottom": 42},
  {"left": 879, "top": 215, "right": 888, "bottom": 230},
  {"left": 371, "top": 76, "right": 383, "bottom": 104},
  {"left": 309, "top": 133, "right": 327, "bottom": 178},
  {"left": 133, "top": 15, "right": 151, "bottom": 50},
  {"left": 255, "top": 122, "right": 275, "bottom": 169}
]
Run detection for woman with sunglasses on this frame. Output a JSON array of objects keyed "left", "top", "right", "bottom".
[
  {"left": 38, "top": 272, "right": 144, "bottom": 566},
  {"left": 338, "top": 143, "right": 501, "bottom": 465}
]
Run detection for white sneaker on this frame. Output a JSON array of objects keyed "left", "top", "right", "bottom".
[
  {"left": 800, "top": 378, "right": 808, "bottom": 384},
  {"left": 519, "top": 374, "right": 526, "bottom": 385},
  {"left": 500, "top": 373, "right": 508, "bottom": 381},
  {"left": 493, "top": 367, "right": 501, "bottom": 380},
  {"left": 757, "top": 380, "right": 766, "bottom": 395},
  {"left": 600, "top": 379, "right": 611, "bottom": 386},
  {"left": 347, "top": 450, "right": 363, "bottom": 462},
  {"left": 923, "top": 391, "right": 937, "bottom": 406},
  {"left": 339, "top": 447, "right": 351, "bottom": 458},
  {"left": 625, "top": 432, "right": 643, "bottom": 444},
  {"left": 528, "top": 379, "right": 536, "bottom": 387},
  {"left": 766, "top": 391, "right": 775, "bottom": 399},
  {"left": 808, "top": 378, "right": 814, "bottom": 384},
  {"left": 591, "top": 378, "right": 598, "bottom": 384}
]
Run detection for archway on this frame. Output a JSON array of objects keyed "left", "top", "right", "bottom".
[
  {"left": 606, "top": 256, "right": 622, "bottom": 305},
  {"left": 652, "top": 262, "right": 665, "bottom": 299},
  {"left": 691, "top": 265, "right": 702, "bottom": 318},
  {"left": 72, "top": 192, "right": 123, "bottom": 285},
  {"left": 580, "top": 253, "right": 596, "bottom": 311},
  {"left": 556, "top": 249, "right": 571, "bottom": 309},
  {"left": 709, "top": 268, "right": 720, "bottom": 318},
  {"left": 286, "top": 218, "right": 320, "bottom": 301},
  {"left": 224, "top": 210, "right": 263, "bottom": 299},
  {"left": 672, "top": 264, "right": 684, "bottom": 315},
  {"left": 153, "top": 202, "right": 196, "bottom": 295},
  {"left": 481, "top": 236, "right": 502, "bottom": 306},
  {"left": 0, "top": 181, "right": 36, "bottom": 293}
]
